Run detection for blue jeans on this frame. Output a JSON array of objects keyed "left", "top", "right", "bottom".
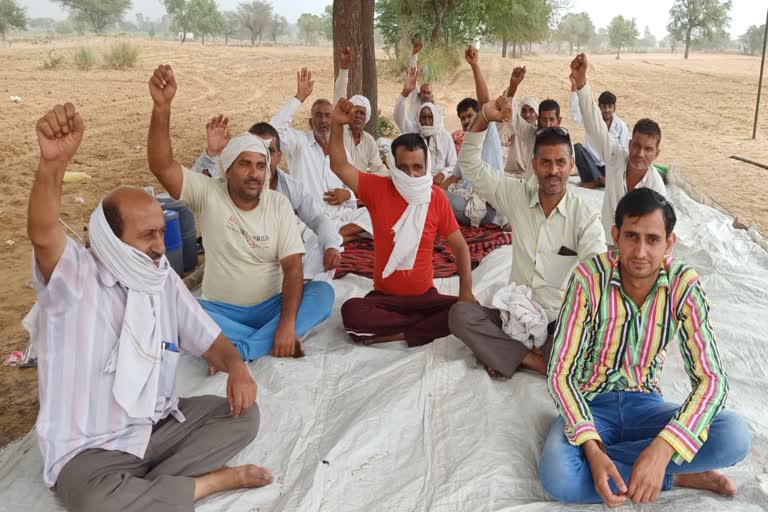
[
  {"left": 199, "top": 281, "right": 335, "bottom": 361},
  {"left": 539, "top": 391, "right": 751, "bottom": 503}
]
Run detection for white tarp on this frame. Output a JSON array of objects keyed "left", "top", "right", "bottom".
[{"left": 1, "top": 182, "right": 767, "bottom": 511}]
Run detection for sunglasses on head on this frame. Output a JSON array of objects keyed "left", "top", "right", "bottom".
[{"left": 535, "top": 126, "right": 570, "bottom": 137}]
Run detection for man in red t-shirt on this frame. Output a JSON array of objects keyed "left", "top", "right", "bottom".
[{"left": 328, "top": 98, "right": 475, "bottom": 347}]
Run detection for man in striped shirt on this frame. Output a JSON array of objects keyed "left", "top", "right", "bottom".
[
  {"left": 540, "top": 188, "right": 750, "bottom": 506},
  {"left": 29, "top": 102, "right": 272, "bottom": 511}
]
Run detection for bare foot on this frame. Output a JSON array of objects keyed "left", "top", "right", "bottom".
[
  {"left": 484, "top": 365, "right": 507, "bottom": 380},
  {"left": 578, "top": 180, "right": 598, "bottom": 189},
  {"left": 501, "top": 223, "right": 512, "bottom": 232},
  {"left": 208, "top": 363, "right": 221, "bottom": 376},
  {"left": 194, "top": 464, "right": 273, "bottom": 500},
  {"left": 521, "top": 350, "right": 547, "bottom": 375},
  {"left": 674, "top": 470, "right": 736, "bottom": 497},
  {"left": 292, "top": 340, "right": 305, "bottom": 358}
]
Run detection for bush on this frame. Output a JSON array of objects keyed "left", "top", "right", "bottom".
[
  {"left": 41, "top": 51, "right": 65, "bottom": 70},
  {"left": 377, "top": 113, "right": 398, "bottom": 138},
  {"left": 103, "top": 42, "right": 139, "bottom": 70},
  {"left": 73, "top": 47, "right": 96, "bottom": 70},
  {"left": 384, "top": 43, "right": 463, "bottom": 84}
]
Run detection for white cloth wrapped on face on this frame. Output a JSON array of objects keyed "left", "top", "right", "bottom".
[{"left": 490, "top": 283, "right": 549, "bottom": 349}]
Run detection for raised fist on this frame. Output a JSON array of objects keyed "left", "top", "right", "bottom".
[{"left": 36, "top": 102, "right": 85, "bottom": 163}]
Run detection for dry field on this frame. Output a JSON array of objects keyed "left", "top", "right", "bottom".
[{"left": 0, "top": 38, "right": 766, "bottom": 444}]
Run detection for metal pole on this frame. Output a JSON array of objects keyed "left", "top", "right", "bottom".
[{"left": 753, "top": 8, "right": 768, "bottom": 140}]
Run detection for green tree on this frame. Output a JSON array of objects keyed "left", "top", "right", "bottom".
[
  {"left": 163, "top": 0, "right": 196, "bottom": 42},
  {"left": 485, "top": 0, "right": 551, "bottom": 57},
  {"left": 191, "top": 0, "right": 223, "bottom": 44},
  {"left": 321, "top": 4, "right": 332, "bottom": 41},
  {"left": 269, "top": 12, "right": 287, "bottom": 43},
  {"left": 639, "top": 25, "right": 657, "bottom": 49},
  {"left": 222, "top": 10, "right": 239, "bottom": 45},
  {"left": 0, "top": 0, "right": 26, "bottom": 39},
  {"left": 297, "top": 12, "right": 322, "bottom": 45},
  {"left": 740, "top": 24, "right": 766, "bottom": 56},
  {"left": 667, "top": 0, "right": 731, "bottom": 59},
  {"left": 237, "top": 0, "right": 272, "bottom": 45},
  {"left": 558, "top": 12, "right": 594, "bottom": 54},
  {"left": 608, "top": 15, "right": 638, "bottom": 59},
  {"left": 54, "top": 0, "right": 131, "bottom": 33}
]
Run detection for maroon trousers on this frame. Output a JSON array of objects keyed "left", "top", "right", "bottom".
[{"left": 341, "top": 288, "right": 458, "bottom": 347}]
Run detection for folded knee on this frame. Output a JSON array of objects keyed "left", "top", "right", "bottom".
[
  {"left": 717, "top": 410, "right": 751, "bottom": 464},
  {"left": 240, "top": 402, "right": 261, "bottom": 443},
  {"left": 539, "top": 460, "right": 584, "bottom": 503},
  {"left": 341, "top": 298, "right": 370, "bottom": 328},
  {"left": 448, "top": 302, "right": 480, "bottom": 337}
]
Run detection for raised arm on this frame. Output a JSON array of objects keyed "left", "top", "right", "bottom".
[
  {"left": 504, "top": 66, "right": 536, "bottom": 139},
  {"left": 28, "top": 103, "right": 85, "bottom": 283},
  {"left": 394, "top": 67, "right": 418, "bottom": 133},
  {"left": 191, "top": 114, "right": 232, "bottom": 176},
  {"left": 465, "top": 46, "right": 490, "bottom": 105},
  {"left": 568, "top": 76, "right": 584, "bottom": 127},
  {"left": 333, "top": 47, "right": 351, "bottom": 104},
  {"left": 571, "top": 54, "right": 621, "bottom": 163},
  {"left": 147, "top": 64, "right": 183, "bottom": 199},
  {"left": 328, "top": 98, "right": 361, "bottom": 194},
  {"left": 271, "top": 68, "right": 314, "bottom": 155}
]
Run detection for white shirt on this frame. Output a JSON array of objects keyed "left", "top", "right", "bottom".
[
  {"left": 192, "top": 152, "right": 342, "bottom": 253},
  {"left": 568, "top": 90, "right": 630, "bottom": 167},
  {"left": 426, "top": 129, "right": 458, "bottom": 178},
  {"left": 271, "top": 97, "right": 358, "bottom": 214},
  {"left": 333, "top": 69, "right": 389, "bottom": 175},
  {"left": 32, "top": 238, "right": 220, "bottom": 486},
  {"left": 459, "top": 130, "right": 607, "bottom": 321},
  {"left": 576, "top": 83, "right": 667, "bottom": 240}
]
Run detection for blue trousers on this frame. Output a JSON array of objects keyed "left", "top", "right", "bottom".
[
  {"left": 539, "top": 391, "right": 751, "bottom": 503},
  {"left": 199, "top": 281, "right": 335, "bottom": 361}
]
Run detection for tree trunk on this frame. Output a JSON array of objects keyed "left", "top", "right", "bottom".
[
  {"left": 502, "top": 38, "right": 508, "bottom": 58},
  {"left": 431, "top": 7, "right": 446, "bottom": 45},
  {"left": 225, "top": 34, "right": 229, "bottom": 45},
  {"left": 251, "top": 32, "right": 256, "bottom": 46},
  {"left": 616, "top": 44, "right": 621, "bottom": 59},
  {"left": 684, "top": 28, "right": 692, "bottom": 59},
  {"left": 181, "top": 31, "right": 186, "bottom": 43},
  {"left": 333, "top": 0, "right": 363, "bottom": 98},
  {"left": 361, "top": 0, "right": 378, "bottom": 137}
]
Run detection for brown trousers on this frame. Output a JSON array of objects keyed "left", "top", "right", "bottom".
[
  {"left": 449, "top": 302, "right": 555, "bottom": 378},
  {"left": 54, "top": 395, "right": 259, "bottom": 512}
]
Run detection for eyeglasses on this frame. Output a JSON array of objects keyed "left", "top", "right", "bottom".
[{"left": 535, "top": 126, "right": 570, "bottom": 137}]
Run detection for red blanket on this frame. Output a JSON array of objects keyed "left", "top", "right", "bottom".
[{"left": 334, "top": 225, "right": 512, "bottom": 280}]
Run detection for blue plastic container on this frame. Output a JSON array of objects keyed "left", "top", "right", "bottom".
[
  {"left": 157, "top": 193, "right": 198, "bottom": 271},
  {"left": 163, "top": 210, "right": 184, "bottom": 275}
]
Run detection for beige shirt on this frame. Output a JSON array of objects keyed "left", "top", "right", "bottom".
[
  {"left": 499, "top": 98, "right": 537, "bottom": 179},
  {"left": 459, "top": 130, "right": 607, "bottom": 321},
  {"left": 181, "top": 168, "right": 305, "bottom": 306},
  {"left": 577, "top": 83, "right": 667, "bottom": 240}
]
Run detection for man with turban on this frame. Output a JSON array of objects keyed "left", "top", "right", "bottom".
[
  {"left": 147, "top": 64, "right": 335, "bottom": 362},
  {"left": 333, "top": 47, "right": 388, "bottom": 175},
  {"left": 28, "top": 101, "right": 272, "bottom": 511}
]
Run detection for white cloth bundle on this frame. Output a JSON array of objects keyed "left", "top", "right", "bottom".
[
  {"left": 490, "top": 283, "right": 548, "bottom": 349},
  {"left": 452, "top": 186, "right": 488, "bottom": 227},
  {"left": 383, "top": 138, "right": 434, "bottom": 278},
  {"left": 89, "top": 202, "right": 171, "bottom": 418}
]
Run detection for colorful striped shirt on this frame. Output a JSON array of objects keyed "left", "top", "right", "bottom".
[{"left": 547, "top": 251, "right": 728, "bottom": 464}]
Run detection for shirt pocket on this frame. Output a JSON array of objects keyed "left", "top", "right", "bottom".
[
  {"left": 158, "top": 347, "right": 180, "bottom": 398},
  {"left": 541, "top": 254, "right": 578, "bottom": 290}
]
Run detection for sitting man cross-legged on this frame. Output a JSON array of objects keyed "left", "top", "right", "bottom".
[
  {"left": 147, "top": 65, "right": 334, "bottom": 361},
  {"left": 540, "top": 188, "right": 751, "bottom": 506},
  {"left": 329, "top": 98, "right": 476, "bottom": 347},
  {"left": 450, "top": 96, "right": 606, "bottom": 378},
  {"left": 192, "top": 119, "right": 343, "bottom": 281},
  {"left": 29, "top": 102, "right": 272, "bottom": 511}
]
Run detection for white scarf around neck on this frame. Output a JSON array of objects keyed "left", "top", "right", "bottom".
[
  {"left": 89, "top": 201, "right": 170, "bottom": 418},
  {"left": 383, "top": 138, "right": 434, "bottom": 278}
]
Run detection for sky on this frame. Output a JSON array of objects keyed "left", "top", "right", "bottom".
[{"left": 18, "top": 0, "right": 767, "bottom": 39}]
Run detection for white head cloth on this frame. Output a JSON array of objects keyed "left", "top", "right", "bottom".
[
  {"left": 89, "top": 200, "right": 170, "bottom": 419},
  {"left": 349, "top": 95, "right": 371, "bottom": 125},
  {"left": 216, "top": 133, "right": 272, "bottom": 187},
  {"left": 521, "top": 96, "right": 540, "bottom": 115},
  {"left": 383, "top": 137, "right": 434, "bottom": 278},
  {"left": 418, "top": 102, "right": 443, "bottom": 139}
]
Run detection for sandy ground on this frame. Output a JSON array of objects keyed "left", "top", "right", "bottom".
[{"left": 0, "top": 38, "right": 766, "bottom": 445}]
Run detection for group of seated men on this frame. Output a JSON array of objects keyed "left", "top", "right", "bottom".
[{"left": 26, "top": 46, "right": 750, "bottom": 511}]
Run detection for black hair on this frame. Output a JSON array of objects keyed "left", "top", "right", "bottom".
[
  {"left": 632, "top": 118, "right": 662, "bottom": 145},
  {"left": 533, "top": 126, "right": 573, "bottom": 157},
  {"left": 457, "top": 97, "right": 479, "bottom": 116},
  {"left": 598, "top": 91, "right": 617, "bottom": 106},
  {"left": 538, "top": 98, "right": 560, "bottom": 118},
  {"left": 248, "top": 122, "right": 281, "bottom": 151},
  {"left": 102, "top": 198, "right": 123, "bottom": 238},
  {"left": 391, "top": 133, "right": 429, "bottom": 164},
  {"left": 615, "top": 187, "right": 676, "bottom": 235}
]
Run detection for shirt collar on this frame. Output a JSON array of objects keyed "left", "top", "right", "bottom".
[{"left": 528, "top": 186, "right": 570, "bottom": 217}]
